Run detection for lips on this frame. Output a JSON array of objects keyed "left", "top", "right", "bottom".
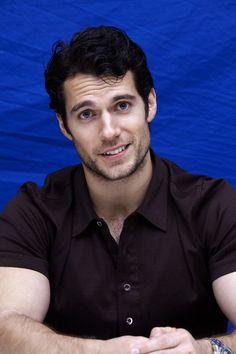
[{"left": 102, "top": 145, "right": 128, "bottom": 156}]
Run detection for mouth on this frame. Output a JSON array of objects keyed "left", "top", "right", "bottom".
[{"left": 101, "top": 144, "right": 130, "bottom": 158}]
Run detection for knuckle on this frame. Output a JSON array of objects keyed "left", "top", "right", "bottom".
[{"left": 177, "top": 328, "right": 190, "bottom": 339}]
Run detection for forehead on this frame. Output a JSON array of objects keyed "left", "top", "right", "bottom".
[{"left": 63, "top": 71, "right": 139, "bottom": 107}]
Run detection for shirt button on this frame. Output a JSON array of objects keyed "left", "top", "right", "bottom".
[
  {"left": 123, "top": 283, "right": 131, "bottom": 291},
  {"left": 97, "top": 221, "right": 103, "bottom": 227},
  {"left": 126, "top": 317, "right": 133, "bottom": 325}
]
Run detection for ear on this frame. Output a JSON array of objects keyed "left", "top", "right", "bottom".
[
  {"left": 147, "top": 88, "right": 157, "bottom": 123},
  {"left": 56, "top": 114, "right": 73, "bottom": 141}
]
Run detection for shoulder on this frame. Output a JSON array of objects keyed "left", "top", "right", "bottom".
[
  {"left": 153, "top": 152, "right": 236, "bottom": 280},
  {"left": 0, "top": 165, "right": 84, "bottom": 277},
  {"left": 161, "top": 155, "right": 236, "bottom": 235},
  {"left": 17, "top": 164, "right": 83, "bottom": 204},
  {"left": 2, "top": 164, "right": 84, "bottom": 225},
  {"left": 22, "top": 164, "right": 82, "bottom": 199},
  {"left": 157, "top": 154, "right": 236, "bottom": 203},
  {"left": 154, "top": 153, "right": 236, "bottom": 232}
]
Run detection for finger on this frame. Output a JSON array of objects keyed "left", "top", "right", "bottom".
[
  {"left": 150, "top": 326, "right": 176, "bottom": 338},
  {"left": 133, "top": 332, "right": 179, "bottom": 354}
]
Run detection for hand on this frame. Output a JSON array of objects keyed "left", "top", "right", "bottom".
[
  {"left": 98, "top": 335, "right": 149, "bottom": 354},
  {"left": 130, "top": 327, "right": 211, "bottom": 354}
]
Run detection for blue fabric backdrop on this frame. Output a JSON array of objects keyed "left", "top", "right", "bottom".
[
  {"left": 0, "top": 0, "right": 236, "bottom": 332},
  {"left": 1, "top": 1, "right": 236, "bottom": 211}
]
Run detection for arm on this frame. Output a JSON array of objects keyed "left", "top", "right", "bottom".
[
  {"left": 131, "top": 272, "right": 236, "bottom": 354},
  {"left": 0, "top": 267, "right": 150, "bottom": 354},
  {"left": 211, "top": 271, "right": 236, "bottom": 351},
  {"left": 0, "top": 267, "right": 99, "bottom": 354}
]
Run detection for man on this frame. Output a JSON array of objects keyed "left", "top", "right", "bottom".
[{"left": 0, "top": 25, "right": 236, "bottom": 354}]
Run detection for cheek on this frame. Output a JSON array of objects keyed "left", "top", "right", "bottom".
[
  {"left": 139, "top": 121, "right": 151, "bottom": 142},
  {"left": 134, "top": 117, "right": 150, "bottom": 133},
  {"left": 73, "top": 131, "right": 96, "bottom": 153},
  {"left": 69, "top": 124, "right": 87, "bottom": 143}
]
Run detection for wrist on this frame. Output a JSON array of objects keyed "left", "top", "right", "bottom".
[
  {"left": 209, "top": 338, "right": 234, "bottom": 354},
  {"left": 197, "top": 338, "right": 213, "bottom": 354},
  {"left": 82, "top": 338, "right": 103, "bottom": 354},
  {"left": 57, "top": 335, "right": 103, "bottom": 354}
]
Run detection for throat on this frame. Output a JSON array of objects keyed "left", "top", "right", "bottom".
[{"left": 105, "top": 218, "right": 124, "bottom": 243}]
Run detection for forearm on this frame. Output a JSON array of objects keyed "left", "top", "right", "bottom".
[
  {"left": 0, "top": 312, "right": 102, "bottom": 354},
  {"left": 196, "top": 338, "right": 212, "bottom": 353}
]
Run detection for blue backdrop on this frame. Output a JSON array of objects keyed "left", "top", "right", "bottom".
[
  {"left": 1, "top": 1, "right": 236, "bottom": 210},
  {"left": 0, "top": 0, "right": 236, "bottom": 332}
]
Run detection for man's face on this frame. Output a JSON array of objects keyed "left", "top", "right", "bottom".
[{"left": 57, "top": 71, "right": 156, "bottom": 181}]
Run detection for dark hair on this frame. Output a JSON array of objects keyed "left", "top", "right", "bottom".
[{"left": 44, "top": 25, "right": 154, "bottom": 128}]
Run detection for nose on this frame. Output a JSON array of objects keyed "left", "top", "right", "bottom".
[{"left": 99, "top": 112, "right": 121, "bottom": 141}]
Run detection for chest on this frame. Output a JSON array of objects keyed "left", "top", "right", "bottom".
[{"left": 47, "top": 215, "right": 219, "bottom": 338}]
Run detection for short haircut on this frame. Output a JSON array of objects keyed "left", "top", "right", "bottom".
[{"left": 44, "top": 25, "right": 154, "bottom": 129}]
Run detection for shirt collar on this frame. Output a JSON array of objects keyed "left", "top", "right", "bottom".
[
  {"left": 72, "top": 167, "right": 97, "bottom": 237},
  {"left": 72, "top": 149, "right": 168, "bottom": 237},
  {"left": 136, "top": 149, "right": 168, "bottom": 232}
]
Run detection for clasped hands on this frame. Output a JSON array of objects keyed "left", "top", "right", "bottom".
[
  {"left": 100, "top": 326, "right": 209, "bottom": 354},
  {"left": 131, "top": 327, "right": 208, "bottom": 354}
]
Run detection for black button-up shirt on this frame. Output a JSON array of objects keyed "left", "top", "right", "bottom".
[{"left": 1, "top": 150, "right": 236, "bottom": 339}]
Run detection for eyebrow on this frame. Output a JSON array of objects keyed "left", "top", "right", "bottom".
[
  {"left": 111, "top": 94, "right": 137, "bottom": 103},
  {"left": 70, "top": 94, "right": 137, "bottom": 114},
  {"left": 71, "top": 100, "right": 95, "bottom": 114}
]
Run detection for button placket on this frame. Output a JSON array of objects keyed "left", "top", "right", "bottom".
[{"left": 117, "top": 218, "right": 140, "bottom": 335}]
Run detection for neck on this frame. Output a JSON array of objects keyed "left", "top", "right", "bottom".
[{"left": 84, "top": 150, "right": 153, "bottom": 220}]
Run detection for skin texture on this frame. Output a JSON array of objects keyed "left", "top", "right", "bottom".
[
  {"left": 57, "top": 71, "right": 156, "bottom": 182},
  {"left": 0, "top": 71, "right": 236, "bottom": 353}
]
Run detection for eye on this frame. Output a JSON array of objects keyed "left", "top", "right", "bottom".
[
  {"left": 117, "top": 102, "right": 130, "bottom": 111},
  {"left": 79, "top": 110, "right": 93, "bottom": 120}
]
